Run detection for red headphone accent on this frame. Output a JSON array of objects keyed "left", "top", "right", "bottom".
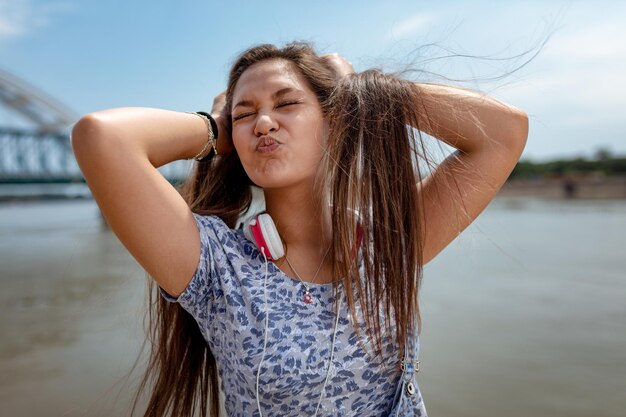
[{"left": 243, "top": 212, "right": 364, "bottom": 261}]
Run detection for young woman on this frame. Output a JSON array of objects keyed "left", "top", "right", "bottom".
[{"left": 71, "top": 42, "right": 528, "bottom": 417}]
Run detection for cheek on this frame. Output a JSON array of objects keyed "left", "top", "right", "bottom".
[
  {"left": 231, "top": 127, "right": 249, "bottom": 154},
  {"left": 304, "top": 118, "right": 327, "bottom": 150}
]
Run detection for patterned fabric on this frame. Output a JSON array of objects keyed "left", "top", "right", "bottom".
[{"left": 160, "top": 214, "right": 428, "bottom": 416}]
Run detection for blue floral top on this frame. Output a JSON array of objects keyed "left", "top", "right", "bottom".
[{"left": 161, "top": 214, "right": 427, "bottom": 416}]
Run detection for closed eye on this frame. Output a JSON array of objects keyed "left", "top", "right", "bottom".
[
  {"left": 232, "top": 100, "right": 302, "bottom": 121},
  {"left": 276, "top": 100, "right": 302, "bottom": 108},
  {"left": 232, "top": 112, "right": 255, "bottom": 121}
]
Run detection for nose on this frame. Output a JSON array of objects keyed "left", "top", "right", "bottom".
[{"left": 254, "top": 113, "right": 279, "bottom": 136}]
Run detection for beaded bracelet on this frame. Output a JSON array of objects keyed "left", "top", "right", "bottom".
[{"left": 186, "top": 111, "right": 218, "bottom": 161}]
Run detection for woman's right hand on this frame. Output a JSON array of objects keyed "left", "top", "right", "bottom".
[{"left": 211, "top": 91, "right": 234, "bottom": 155}]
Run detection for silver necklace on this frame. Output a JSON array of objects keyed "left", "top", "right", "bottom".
[{"left": 284, "top": 246, "right": 330, "bottom": 304}]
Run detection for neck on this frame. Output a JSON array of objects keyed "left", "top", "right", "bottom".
[{"left": 263, "top": 183, "right": 332, "bottom": 254}]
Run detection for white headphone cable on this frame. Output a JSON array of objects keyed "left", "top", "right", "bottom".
[
  {"left": 256, "top": 248, "right": 270, "bottom": 417},
  {"left": 313, "top": 286, "right": 343, "bottom": 416},
  {"left": 256, "top": 248, "right": 343, "bottom": 417}
]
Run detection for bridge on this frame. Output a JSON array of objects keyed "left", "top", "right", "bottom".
[{"left": 0, "top": 67, "right": 190, "bottom": 200}]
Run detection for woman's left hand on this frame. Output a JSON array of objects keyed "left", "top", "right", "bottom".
[
  {"left": 321, "top": 53, "right": 355, "bottom": 79},
  {"left": 211, "top": 91, "right": 234, "bottom": 155}
]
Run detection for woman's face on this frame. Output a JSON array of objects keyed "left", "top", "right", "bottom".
[{"left": 230, "top": 59, "right": 326, "bottom": 190}]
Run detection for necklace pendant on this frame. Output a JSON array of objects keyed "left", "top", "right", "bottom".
[{"left": 303, "top": 291, "right": 313, "bottom": 304}]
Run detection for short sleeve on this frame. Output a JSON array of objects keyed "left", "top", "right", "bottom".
[{"left": 158, "top": 213, "right": 224, "bottom": 329}]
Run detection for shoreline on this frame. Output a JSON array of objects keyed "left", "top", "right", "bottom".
[
  {"left": 499, "top": 175, "right": 626, "bottom": 199},
  {"left": 1, "top": 176, "right": 626, "bottom": 204}
]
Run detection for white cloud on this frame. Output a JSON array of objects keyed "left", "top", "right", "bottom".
[
  {"left": 545, "top": 18, "right": 626, "bottom": 61},
  {"left": 0, "top": 0, "right": 30, "bottom": 37},
  {"left": 0, "top": 0, "right": 75, "bottom": 40},
  {"left": 387, "top": 13, "right": 435, "bottom": 40},
  {"left": 496, "top": 64, "right": 626, "bottom": 133},
  {"left": 377, "top": 2, "right": 626, "bottom": 159},
  {"left": 491, "top": 10, "right": 626, "bottom": 127}
]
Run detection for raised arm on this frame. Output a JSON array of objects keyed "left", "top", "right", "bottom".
[
  {"left": 71, "top": 107, "right": 226, "bottom": 297},
  {"left": 412, "top": 83, "right": 529, "bottom": 264}
]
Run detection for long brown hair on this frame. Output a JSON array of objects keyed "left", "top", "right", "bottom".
[{"left": 131, "top": 42, "right": 433, "bottom": 417}]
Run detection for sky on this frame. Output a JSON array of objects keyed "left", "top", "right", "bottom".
[{"left": 1, "top": 0, "right": 625, "bottom": 162}]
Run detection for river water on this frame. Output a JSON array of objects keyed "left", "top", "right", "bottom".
[{"left": 0, "top": 197, "right": 624, "bottom": 416}]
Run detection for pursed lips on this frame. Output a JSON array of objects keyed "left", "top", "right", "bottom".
[{"left": 256, "top": 136, "right": 281, "bottom": 153}]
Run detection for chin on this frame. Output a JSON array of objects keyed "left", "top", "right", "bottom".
[
  {"left": 250, "top": 174, "right": 311, "bottom": 190},
  {"left": 252, "top": 178, "right": 294, "bottom": 190},
  {"left": 245, "top": 165, "right": 292, "bottom": 189}
]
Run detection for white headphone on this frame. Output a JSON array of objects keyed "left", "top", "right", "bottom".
[
  {"left": 242, "top": 208, "right": 363, "bottom": 261},
  {"left": 243, "top": 212, "right": 285, "bottom": 260}
]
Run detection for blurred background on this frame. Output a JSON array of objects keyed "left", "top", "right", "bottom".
[{"left": 1, "top": 0, "right": 624, "bottom": 416}]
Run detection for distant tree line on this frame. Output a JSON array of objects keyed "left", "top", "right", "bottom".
[{"left": 510, "top": 153, "right": 626, "bottom": 179}]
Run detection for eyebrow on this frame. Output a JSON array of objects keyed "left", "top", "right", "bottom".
[{"left": 233, "top": 87, "right": 301, "bottom": 110}]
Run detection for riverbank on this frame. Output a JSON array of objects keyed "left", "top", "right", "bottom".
[
  {"left": 498, "top": 175, "right": 626, "bottom": 199},
  {"left": 3, "top": 174, "right": 626, "bottom": 204}
]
